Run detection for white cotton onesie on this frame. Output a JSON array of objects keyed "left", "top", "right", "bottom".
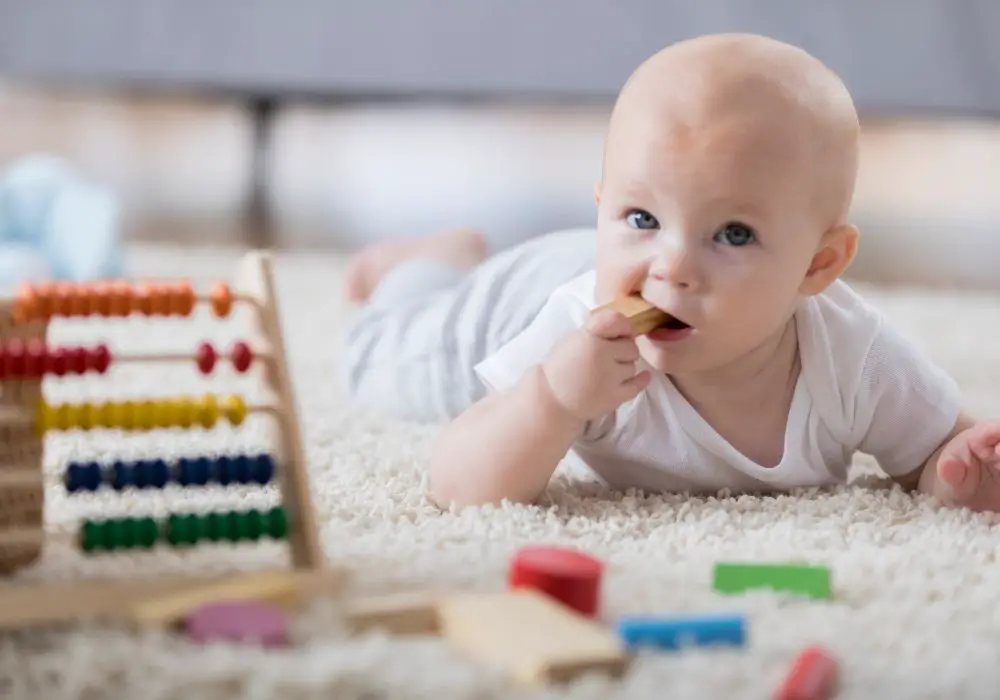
[{"left": 473, "top": 270, "right": 963, "bottom": 493}]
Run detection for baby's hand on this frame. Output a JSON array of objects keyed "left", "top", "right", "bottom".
[
  {"left": 930, "top": 420, "right": 1000, "bottom": 511},
  {"left": 541, "top": 308, "right": 652, "bottom": 422}
]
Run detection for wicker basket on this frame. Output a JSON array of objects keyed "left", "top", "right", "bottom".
[{"left": 0, "top": 302, "right": 47, "bottom": 574}]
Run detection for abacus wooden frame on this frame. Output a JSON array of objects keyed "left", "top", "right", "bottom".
[{"left": 0, "top": 250, "right": 334, "bottom": 631}]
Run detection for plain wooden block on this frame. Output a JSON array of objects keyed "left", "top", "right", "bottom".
[
  {"left": 436, "top": 588, "right": 629, "bottom": 687},
  {"left": 344, "top": 590, "right": 441, "bottom": 635}
]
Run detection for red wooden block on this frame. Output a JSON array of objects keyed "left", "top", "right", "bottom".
[
  {"left": 774, "top": 645, "right": 838, "bottom": 700},
  {"left": 508, "top": 545, "right": 604, "bottom": 617}
]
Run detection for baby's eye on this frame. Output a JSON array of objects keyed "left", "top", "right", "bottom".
[
  {"left": 714, "top": 222, "right": 756, "bottom": 246},
  {"left": 625, "top": 209, "right": 659, "bottom": 230}
]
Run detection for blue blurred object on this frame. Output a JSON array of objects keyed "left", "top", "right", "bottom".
[
  {"left": 0, "top": 154, "right": 123, "bottom": 287},
  {"left": 616, "top": 613, "right": 746, "bottom": 651}
]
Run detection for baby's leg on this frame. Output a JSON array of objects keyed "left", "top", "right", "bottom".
[{"left": 341, "top": 227, "right": 596, "bottom": 422}]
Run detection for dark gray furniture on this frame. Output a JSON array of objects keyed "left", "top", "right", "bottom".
[{"left": 1, "top": 0, "right": 997, "bottom": 244}]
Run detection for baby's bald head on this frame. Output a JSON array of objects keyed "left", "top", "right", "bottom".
[{"left": 602, "top": 33, "right": 860, "bottom": 229}]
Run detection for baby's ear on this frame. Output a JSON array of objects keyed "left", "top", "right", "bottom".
[
  {"left": 593, "top": 182, "right": 602, "bottom": 206},
  {"left": 800, "top": 223, "right": 859, "bottom": 295}
]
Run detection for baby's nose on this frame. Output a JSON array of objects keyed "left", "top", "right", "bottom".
[{"left": 650, "top": 249, "right": 699, "bottom": 289}]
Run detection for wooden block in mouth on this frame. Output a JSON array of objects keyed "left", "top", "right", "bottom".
[{"left": 594, "top": 295, "right": 672, "bottom": 336}]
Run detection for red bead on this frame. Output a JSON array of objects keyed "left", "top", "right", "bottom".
[
  {"left": 4, "top": 339, "right": 25, "bottom": 378},
  {"left": 229, "top": 341, "right": 253, "bottom": 373},
  {"left": 67, "top": 346, "right": 88, "bottom": 374},
  {"left": 48, "top": 347, "right": 68, "bottom": 376},
  {"left": 196, "top": 342, "right": 217, "bottom": 374},
  {"left": 774, "top": 645, "right": 838, "bottom": 700},
  {"left": 0, "top": 346, "right": 6, "bottom": 379},
  {"left": 90, "top": 344, "right": 111, "bottom": 374},
  {"left": 508, "top": 545, "right": 603, "bottom": 617},
  {"left": 24, "top": 340, "right": 47, "bottom": 377}
]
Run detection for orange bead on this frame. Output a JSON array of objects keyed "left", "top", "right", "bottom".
[
  {"left": 107, "top": 280, "right": 131, "bottom": 317},
  {"left": 134, "top": 283, "right": 154, "bottom": 315},
  {"left": 32, "top": 283, "right": 55, "bottom": 321},
  {"left": 210, "top": 282, "right": 233, "bottom": 318},
  {"left": 68, "top": 285, "right": 93, "bottom": 317},
  {"left": 151, "top": 285, "right": 172, "bottom": 316},
  {"left": 51, "top": 283, "right": 76, "bottom": 317},
  {"left": 170, "top": 281, "right": 196, "bottom": 316},
  {"left": 12, "top": 284, "right": 38, "bottom": 324},
  {"left": 90, "top": 283, "right": 113, "bottom": 316}
]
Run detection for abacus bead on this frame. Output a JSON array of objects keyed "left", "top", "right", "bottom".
[
  {"left": 171, "top": 282, "right": 196, "bottom": 316},
  {"left": 134, "top": 283, "right": 154, "bottom": 315},
  {"left": 223, "top": 395, "right": 247, "bottom": 426},
  {"left": 35, "top": 401, "right": 52, "bottom": 435},
  {"left": 90, "top": 344, "right": 111, "bottom": 374},
  {"left": 215, "top": 456, "right": 234, "bottom": 485},
  {"left": 54, "top": 404, "right": 72, "bottom": 431},
  {"left": 64, "top": 463, "right": 85, "bottom": 493},
  {"left": 134, "top": 460, "right": 154, "bottom": 488},
  {"left": 232, "top": 455, "right": 252, "bottom": 483},
  {"left": 134, "top": 401, "right": 155, "bottom": 430},
  {"left": 149, "top": 459, "right": 170, "bottom": 488},
  {"left": 69, "top": 285, "right": 92, "bottom": 317},
  {"left": 245, "top": 509, "right": 264, "bottom": 539},
  {"left": 153, "top": 400, "right": 177, "bottom": 429},
  {"left": 230, "top": 342, "right": 253, "bottom": 372},
  {"left": 110, "top": 461, "right": 132, "bottom": 490},
  {"left": 176, "top": 397, "right": 196, "bottom": 427},
  {"left": 232, "top": 511, "right": 253, "bottom": 540},
  {"left": 167, "top": 514, "right": 190, "bottom": 546},
  {"left": 114, "top": 401, "right": 135, "bottom": 430},
  {"left": 110, "top": 518, "right": 135, "bottom": 549},
  {"left": 152, "top": 285, "right": 173, "bottom": 315},
  {"left": 13, "top": 284, "right": 38, "bottom": 324},
  {"left": 51, "top": 283, "right": 74, "bottom": 316},
  {"left": 77, "top": 402, "right": 96, "bottom": 430},
  {"left": 80, "top": 520, "right": 103, "bottom": 552},
  {"left": 194, "top": 457, "right": 212, "bottom": 484},
  {"left": 198, "top": 394, "right": 219, "bottom": 428},
  {"left": 210, "top": 282, "right": 233, "bottom": 318},
  {"left": 205, "top": 512, "right": 228, "bottom": 541},
  {"left": 5, "top": 339, "right": 25, "bottom": 378},
  {"left": 136, "top": 517, "right": 159, "bottom": 547},
  {"left": 109, "top": 280, "right": 132, "bottom": 316},
  {"left": 84, "top": 462, "right": 102, "bottom": 491},
  {"left": 68, "top": 346, "right": 88, "bottom": 374},
  {"left": 48, "top": 347, "right": 68, "bottom": 376},
  {"left": 196, "top": 342, "right": 217, "bottom": 374},
  {"left": 92, "top": 283, "right": 113, "bottom": 316},
  {"left": 177, "top": 458, "right": 195, "bottom": 486},
  {"left": 266, "top": 507, "right": 288, "bottom": 539},
  {"left": 252, "top": 454, "right": 274, "bottom": 485},
  {"left": 32, "top": 283, "right": 55, "bottom": 320},
  {"left": 0, "top": 346, "right": 6, "bottom": 379},
  {"left": 24, "top": 340, "right": 46, "bottom": 377}
]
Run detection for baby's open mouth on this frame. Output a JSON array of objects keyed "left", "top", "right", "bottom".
[{"left": 661, "top": 315, "right": 691, "bottom": 330}]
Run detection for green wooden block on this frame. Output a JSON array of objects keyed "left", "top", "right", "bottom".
[{"left": 712, "top": 562, "right": 832, "bottom": 600}]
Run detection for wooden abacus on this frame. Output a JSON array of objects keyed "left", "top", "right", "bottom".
[{"left": 0, "top": 251, "right": 342, "bottom": 631}]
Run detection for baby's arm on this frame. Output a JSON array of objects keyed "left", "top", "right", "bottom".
[
  {"left": 427, "top": 366, "right": 585, "bottom": 507},
  {"left": 428, "top": 309, "right": 649, "bottom": 508}
]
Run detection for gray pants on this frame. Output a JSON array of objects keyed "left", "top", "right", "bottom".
[{"left": 341, "top": 228, "right": 597, "bottom": 423}]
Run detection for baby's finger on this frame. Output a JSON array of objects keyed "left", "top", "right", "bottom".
[
  {"left": 586, "top": 309, "right": 635, "bottom": 340},
  {"left": 610, "top": 338, "right": 640, "bottom": 364},
  {"left": 620, "top": 368, "right": 652, "bottom": 398}
]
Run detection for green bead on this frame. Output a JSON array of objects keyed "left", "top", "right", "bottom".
[
  {"left": 167, "top": 514, "right": 189, "bottom": 546},
  {"left": 232, "top": 511, "right": 252, "bottom": 540},
  {"left": 136, "top": 517, "right": 158, "bottom": 548},
  {"left": 109, "top": 518, "right": 134, "bottom": 550},
  {"left": 187, "top": 514, "right": 204, "bottom": 544},
  {"left": 245, "top": 509, "right": 264, "bottom": 540},
  {"left": 80, "top": 520, "right": 103, "bottom": 552},
  {"left": 204, "top": 512, "right": 225, "bottom": 541},
  {"left": 223, "top": 511, "right": 240, "bottom": 542},
  {"left": 266, "top": 507, "right": 287, "bottom": 539}
]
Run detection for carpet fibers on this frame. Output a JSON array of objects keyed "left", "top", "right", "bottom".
[{"left": 2, "top": 244, "right": 1000, "bottom": 699}]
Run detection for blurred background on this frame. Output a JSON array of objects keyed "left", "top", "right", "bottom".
[{"left": 0, "top": 0, "right": 998, "bottom": 288}]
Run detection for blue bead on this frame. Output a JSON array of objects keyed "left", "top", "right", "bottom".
[
  {"left": 193, "top": 457, "right": 211, "bottom": 485},
  {"left": 231, "top": 455, "right": 251, "bottom": 483},
  {"left": 252, "top": 455, "right": 274, "bottom": 485},
  {"left": 86, "top": 462, "right": 103, "bottom": 491},
  {"left": 177, "top": 458, "right": 195, "bottom": 486},
  {"left": 64, "top": 463, "right": 85, "bottom": 493},
  {"left": 215, "top": 456, "right": 234, "bottom": 485},
  {"left": 111, "top": 461, "right": 133, "bottom": 490},
  {"left": 615, "top": 614, "right": 746, "bottom": 651},
  {"left": 149, "top": 459, "right": 169, "bottom": 488},
  {"left": 133, "top": 460, "right": 152, "bottom": 488}
]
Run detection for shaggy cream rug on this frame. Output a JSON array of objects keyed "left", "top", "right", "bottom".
[{"left": 2, "top": 243, "right": 1000, "bottom": 700}]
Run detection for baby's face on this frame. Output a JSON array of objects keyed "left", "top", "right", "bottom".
[{"left": 594, "top": 109, "right": 832, "bottom": 376}]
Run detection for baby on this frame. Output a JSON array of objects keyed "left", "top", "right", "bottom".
[{"left": 342, "top": 33, "right": 1000, "bottom": 512}]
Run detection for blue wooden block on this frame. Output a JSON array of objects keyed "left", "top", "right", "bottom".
[{"left": 615, "top": 613, "right": 746, "bottom": 651}]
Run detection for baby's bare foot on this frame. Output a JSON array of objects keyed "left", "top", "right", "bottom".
[{"left": 344, "top": 228, "right": 487, "bottom": 303}]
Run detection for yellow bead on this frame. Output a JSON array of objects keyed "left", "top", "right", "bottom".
[
  {"left": 223, "top": 395, "right": 247, "bottom": 426},
  {"left": 54, "top": 403, "right": 72, "bottom": 431},
  {"left": 34, "top": 401, "right": 52, "bottom": 435},
  {"left": 198, "top": 394, "right": 219, "bottom": 429},
  {"left": 78, "top": 403, "right": 96, "bottom": 430},
  {"left": 93, "top": 402, "right": 111, "bottom": 429},
  {"left": 115, "top": 401, "right": 135, "bottom": 430},
  {"left": 154, "top": 400, "right": 177, "bottom": 428},
  {"left": 134, "top": 401, "right": 155, "bottom": 431},
  {"left": 176, "top": 397, "right": 196, "bottom": 428}
]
